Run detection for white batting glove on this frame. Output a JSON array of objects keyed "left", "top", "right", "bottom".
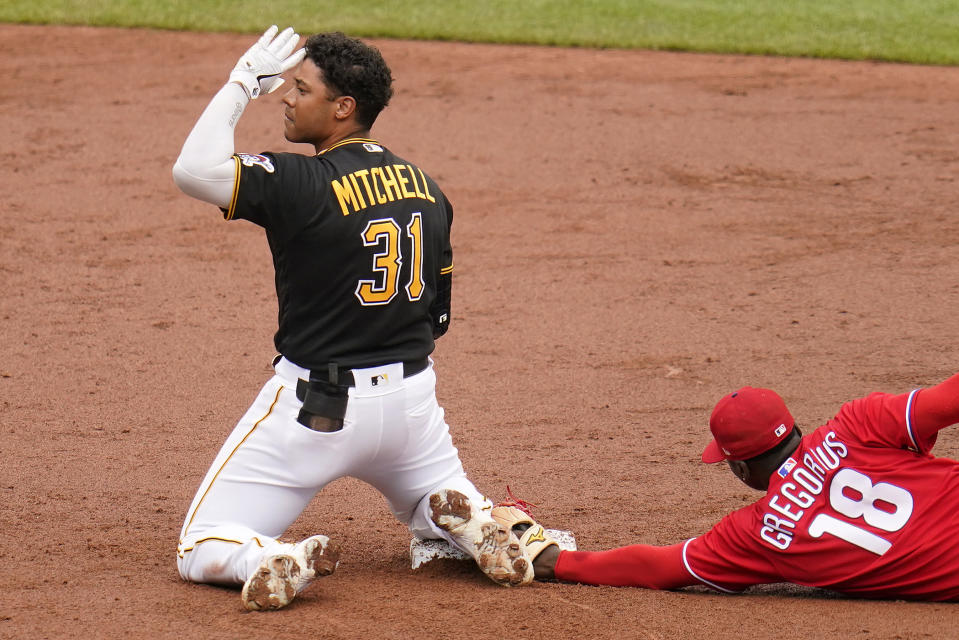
[{"left": 229, "top": 25, "right": 306, "bottom": 99}]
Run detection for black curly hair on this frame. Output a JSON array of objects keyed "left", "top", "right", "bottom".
[{"left": 304, "top": 32, "right": 394, "bottom": 129}]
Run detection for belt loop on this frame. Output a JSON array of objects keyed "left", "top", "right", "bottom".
[{"left": 328, "top": 362, "right": 338, "bottom": 385}]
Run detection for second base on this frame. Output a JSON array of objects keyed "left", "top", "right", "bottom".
[{"left": 410, "top": 529, "right": 577, "bottom": 570}]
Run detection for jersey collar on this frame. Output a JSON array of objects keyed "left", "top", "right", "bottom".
[{"left": 317, "top": 137, "right": 381, "bottom": 155}]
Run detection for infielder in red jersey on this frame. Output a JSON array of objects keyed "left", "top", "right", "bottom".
[{"left": 516, "top": 372, "right": 959, "bottom": 601}]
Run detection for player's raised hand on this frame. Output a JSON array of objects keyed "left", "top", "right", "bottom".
[{"left": 229, "top": 25, "right": 306, "bottom": 99}]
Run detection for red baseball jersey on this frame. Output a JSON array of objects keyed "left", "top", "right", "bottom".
[{"left": 683, "top": 389, "right": 959, "bottom": 600}]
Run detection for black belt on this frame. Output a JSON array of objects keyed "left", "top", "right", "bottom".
[
  {"left": 293, "top": 358, "right": 430, "bottom": 433},
  {"left": 294, "top": 357, "right": 430, "bottom": 400}
]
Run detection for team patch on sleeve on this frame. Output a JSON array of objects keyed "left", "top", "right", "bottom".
[{"left": 236, "top": 153, "right": 275, "bottom": 173}]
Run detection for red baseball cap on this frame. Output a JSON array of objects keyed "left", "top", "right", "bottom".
[{"left": 702, "top": 387, "right": 794, "bottom": 463}]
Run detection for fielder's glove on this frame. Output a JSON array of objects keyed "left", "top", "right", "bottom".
[
  {"left": 229, "top": 25, "right": 306, "bottom": 100},
  {"left": 492, "top": 488, "right": 559, "bottom": 563}
]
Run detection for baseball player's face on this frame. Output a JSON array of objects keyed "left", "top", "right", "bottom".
[{"left": 282, "top": 59, "right": 342, "bottom": 145}]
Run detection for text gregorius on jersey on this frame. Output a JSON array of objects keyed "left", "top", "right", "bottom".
[{"left": 759, "top": 431, "right": 849, "bottom": 550}]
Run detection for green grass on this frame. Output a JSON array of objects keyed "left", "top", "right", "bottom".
[{"left": 3, "top": 0, "right": 959, "bottom": 65}]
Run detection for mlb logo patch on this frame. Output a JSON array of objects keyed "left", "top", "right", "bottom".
[
  {"left": 237, "top": 153, "right": 275, "bottom": 173},
  {"left": 777, "top": 458, "right": 797, "bottom": 478}
]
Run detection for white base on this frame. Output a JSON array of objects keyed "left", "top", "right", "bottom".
[{"left": 410, "top": 529, "right": 577, "bottom": 570}]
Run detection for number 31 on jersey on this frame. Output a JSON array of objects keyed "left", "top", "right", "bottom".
[{"left": 355, "top": 214, "right": 424, "bottom": 305}]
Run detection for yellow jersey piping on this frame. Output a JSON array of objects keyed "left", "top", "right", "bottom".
[
  {"left": 178, "top": 386, "right": 284, "bottom": 552},
  {"left": 224, "top": 155, "right": 241, "bottom": 220},
  {"left": 177, "top": 535, "right": 266, "bottom": 557},
  {"left": 318, "top": 137, "right": 380, "bottom": 155}
]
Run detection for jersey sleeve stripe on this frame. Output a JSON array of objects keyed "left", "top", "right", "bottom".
[
  {"left": 224, "top": 155, "right": 241, "bottom": 221},
  {"left": 440, "top": 263, "right": 453, "bottom": 274},
  {"left": 905, "top": 388, "right": 921, "bottom": 451},
  {"left": 681, "top": 538, "right": 740, "bottom": 593}
]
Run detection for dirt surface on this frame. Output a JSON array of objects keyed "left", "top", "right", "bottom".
[{"left": 2, "top": 23, "right": 959, "bottom": 639}]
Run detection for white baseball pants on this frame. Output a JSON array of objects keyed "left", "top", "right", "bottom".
[{"left": 176, "top": 356, "right": 489, "bottom": 585}]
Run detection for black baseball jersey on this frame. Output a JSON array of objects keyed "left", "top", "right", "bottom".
[{"left": 224, "top": 138, "right": 453, "bottom": 371}]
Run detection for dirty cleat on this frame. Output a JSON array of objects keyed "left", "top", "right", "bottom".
[
  {"left": 242, "top": 555, "right": 298, "bottom": 611},
  {"left": 429, "top": 489, "right": 533, "bottom": 587},
  {"left": 241, "top": 534, "right": 340, "bottom": 611}
]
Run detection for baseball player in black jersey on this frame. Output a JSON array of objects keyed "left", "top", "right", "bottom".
[{"left": 171, "top": 27, "right": 532, "bottom": 611}]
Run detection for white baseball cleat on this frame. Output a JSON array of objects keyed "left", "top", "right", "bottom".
[
  {"left": 241, "top": 534, "right": 340, "bottom": 611},
  {"left": 429, "top": 489, "right": 533, "bottom": 587}
]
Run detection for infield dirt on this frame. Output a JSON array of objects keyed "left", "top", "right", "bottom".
[{"left": 1, "top": 23, "right": 958, "bottom": 639}]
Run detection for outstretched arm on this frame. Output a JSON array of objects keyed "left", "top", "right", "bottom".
[
  {"left": 912, "top": 372, "right": 959, "bottom": 449},
  {"left": 172, "top": 26, "right": 305, "bottom": 208},
  {"left": 535, "top": 542, "right": 696, "bottom": 589}
]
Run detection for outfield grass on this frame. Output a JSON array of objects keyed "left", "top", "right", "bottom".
[{"left": 2, "top": 0, "right": 958, "bottom": 65}]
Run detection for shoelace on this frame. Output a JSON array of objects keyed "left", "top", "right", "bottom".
[{"left": 494, "top": 485, "right": 537, "bottom": 517}]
